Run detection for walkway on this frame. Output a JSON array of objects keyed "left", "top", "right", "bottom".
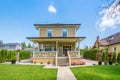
[{"left": 57, "top": 67, "right": 76, "bottom": 80}]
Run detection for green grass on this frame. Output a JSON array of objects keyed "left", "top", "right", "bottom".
[
  {"left": 0, "top": 64, "right": 57, "bottom": 80},
  {"left": 71, "top": 65, "right": 120, "bottom": 80}
]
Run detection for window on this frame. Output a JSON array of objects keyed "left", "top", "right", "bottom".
[
  {"left": 45, "top": 45, "right": 52, "bottom": 51},
  {"left": 114, "top": 47, "right": 117, "bottom": 52},
  {"left": 62, "top": 28, "right": 67, "bottom": 37},
  {"left": 48, "top": 28, "right": 52, "bottom": 37}
]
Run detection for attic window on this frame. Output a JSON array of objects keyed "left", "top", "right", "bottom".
[{"left": 108, "top": 36, "right": 114, "bottom": 42}]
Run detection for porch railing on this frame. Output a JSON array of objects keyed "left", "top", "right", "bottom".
[
  {"left": 67, "top": 51, "right": 71, "bottom": 66},
  {"left": 68, "top": 51, "right": 79, "bottom": 57},
  {"left": 34, "top": 51, "right": 56, "bottom": 57}
]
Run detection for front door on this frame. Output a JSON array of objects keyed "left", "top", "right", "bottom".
[{"left": 63, "top": 46, "right": 71, "bottom": 56}]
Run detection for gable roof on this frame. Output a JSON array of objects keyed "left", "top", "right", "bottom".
[{"left": 98, "top": 32, "right": 120, "bottom": 45}]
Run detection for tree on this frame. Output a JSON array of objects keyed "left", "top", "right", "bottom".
[
  {"left": 28, "top": 43, "right": 32, "bottom": 48},
  {"left": 21, "top": 42, "right": 26, "bottom": 50},
  {"left": 97, "top": 0, "right": 120, "bottom": 31}
]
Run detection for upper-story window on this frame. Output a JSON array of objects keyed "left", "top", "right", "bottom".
[
  {"left": 114, "top": 47, "right": 117, "bottom": 52},
  {"left": 62, "top": 28, "right": 67, "bottom": 37},
  {"left": 48, "top": 28, "right": 52, "bottom": 37}
]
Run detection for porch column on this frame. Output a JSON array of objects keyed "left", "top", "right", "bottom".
[
  {"left": 78, "top": 42, "right": 80, "bottom": 57},
  {"left": 55, "top": 41, "right": 58, "bottom": 66},
  {"left": 37, "top": 43, "right": 39, "bottom": 51},
  {"left": 33, "top": 42, "right": 35, "bottom": 57}
]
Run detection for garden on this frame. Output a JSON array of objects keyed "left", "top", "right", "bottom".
[{"left": 81, "top": 49, "right": 120, "bottom": 65}]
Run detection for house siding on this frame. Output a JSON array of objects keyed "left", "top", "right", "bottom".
[
  {"left": 40, "top": 28, "right": 47, "bottom": 37},
  {"left": 39, "top": 27, "right": 76, "bottom": 37},
  {"left": 32, "top": 58, "right": 55, "bottom": 63},
  {"left": 108, "top": 44, "right": 120, "bottom": 53},
  {"left": 53, "top": 28, "right": 62, "bottom": 37},
  {"left": 68, "top": 28, "right": 75, "bottom": 37}
]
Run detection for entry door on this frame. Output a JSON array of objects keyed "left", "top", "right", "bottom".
[{"left": 63, "top": 46, "right": 71, "bottom": 56}]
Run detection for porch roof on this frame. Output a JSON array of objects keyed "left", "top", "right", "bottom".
[{"left": 26, "top": 37, "right": 85, "bottom": 43}]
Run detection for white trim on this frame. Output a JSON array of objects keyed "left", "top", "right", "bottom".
[{"left": 39, "top": 28, "right": 40, "bottom": 37}]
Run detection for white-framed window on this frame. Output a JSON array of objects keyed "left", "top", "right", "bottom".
[
  {"left": 62, "top": 28, "right": 67, "bottom": 37},
  {"left": 48, "top": 28, "right": 52, "bottom": 37},
  {"left": 45, "top": 45, "right": 52, "bottom": 51},
  {"left": 114, "top": 47, "right": 117, "bottom": 52}
]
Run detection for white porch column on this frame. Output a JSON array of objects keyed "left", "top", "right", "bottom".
[
  {"left": 37, "top": 43, "right": 39, "bottom": 51},
  {"left": 55, "top": 41, "right": 58, "bottom": 66},
  {"left": 33, "top": 42, "right": 35, "bottom": 57},
  {"left": 78, "top": 42, "right": 80, "bottom": 57}
]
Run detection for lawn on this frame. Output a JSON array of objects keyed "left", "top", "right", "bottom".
[
  {"left": 71, "top": 65, "right": 120, "bottom": 80},
  {"left": 0, "top": 64, "right": 57, "bottom": 80}
]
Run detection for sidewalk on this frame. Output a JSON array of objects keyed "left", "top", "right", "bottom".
[{"left": 57, "top": 67, "right": 76, "bottom": 80}]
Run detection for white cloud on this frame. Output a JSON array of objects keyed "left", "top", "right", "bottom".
[
  {"left": 48, "top": 4, "right": 56, "bottom": 14},
  {"left": 97, "top": 0, "right": 120, "bottom": 31}
]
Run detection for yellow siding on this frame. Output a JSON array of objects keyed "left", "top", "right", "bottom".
[
  {"left": 40, "top": 28, "right": 47, "bottom": 37},
  {"left": 108, "top": 44, "right": 120, "bottom": 53},
  {"left": 68, "top": 28, "right": 75, "bottom": 37},
  {"left": 71, "top": 58, "right": 80, "bottom": 63},
  {"left": 53, "top": 28, "right": 62, "bottom": 37},
  {"left": 32, "top": 58, "right": 55, "bottom": 63},
  {"left": 99, "top": 46, "right": 108, "bottom": 50}
]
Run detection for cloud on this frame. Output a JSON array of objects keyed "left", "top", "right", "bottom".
[
  {"left": 48, "top": 3, "right": 56, "bottom": 14},
  {"left": 97, "top": 0, "right": 120, "bottom": 31}
]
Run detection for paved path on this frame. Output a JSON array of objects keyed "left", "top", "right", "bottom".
[{"left": 57, "top": 67, "right": 76, "bottom": 80}]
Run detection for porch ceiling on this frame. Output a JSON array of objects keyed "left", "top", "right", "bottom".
[{"left": 27, "top": 37, "right": 85, "bottom": 43}]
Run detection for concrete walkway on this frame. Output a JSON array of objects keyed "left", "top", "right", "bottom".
[{"left": 57, "top": 67, "right": 76, "bottom": 80}]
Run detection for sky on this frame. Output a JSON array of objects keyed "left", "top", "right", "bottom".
[{"left": 0, "top": 0, "right": 120, "bottom": 48}]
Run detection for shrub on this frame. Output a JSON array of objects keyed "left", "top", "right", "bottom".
[
  {"left": 19, "top": 50, "right": 31, "bottom": 60},
  {"left": 83, "top": 49, "right": 99, "bottom": 60},
  {"left": 117, "top": 52, "right": 120, "bottom": 64}
]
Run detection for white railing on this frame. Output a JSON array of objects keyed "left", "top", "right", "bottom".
[
  {"left": 34, "top": 51, "right": 56, "bottom": 57},
  {"left": 55, "top": 51, "right": 58, "bottom": 66},
  {"left": 67, "top": 51, "right": 71, "bottom": 66},
  {"left": 68, "top": 51, "right": 79, "bottom": 57}
]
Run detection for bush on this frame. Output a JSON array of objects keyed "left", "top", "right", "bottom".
[
  {"left": 19, "top": 50, "right": 31, "bottom": 60},
  {"left": 83, "top": 49, "right": 99, "bottom": 60},
  {"left": 0, "top": 50, "right": 16, "bottom": 63},
  {"left": 117, "top": 52, "right": 120, "bottom": 64}
]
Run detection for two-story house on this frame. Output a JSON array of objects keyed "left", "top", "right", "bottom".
[
  {"left": 93, "top": 32, "right": 120, "bottom": 53},
  {"left": 27, "top": 24, "right": 85, "bottom": 66}
]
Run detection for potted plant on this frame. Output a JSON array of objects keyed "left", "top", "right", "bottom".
[
  {"left": 107, "top": 52, "right": 114, "bottom": 65},
  {"left": 96, "top": 52, "right": 103, "bottom": 65}
]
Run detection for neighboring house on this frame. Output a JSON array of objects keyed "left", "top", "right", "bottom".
[
  {"left": 27, "top": 23, "right": 85, "bottom": 66},
  {"left": 93, "top": 32, "right": 120, "bottom": 53},
  {"left": 0, "top": 42, "right": 21, "bottom": 50}
]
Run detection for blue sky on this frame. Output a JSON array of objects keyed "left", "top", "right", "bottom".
[{"left": 0, "top": 0, "right": 120, "bottom": 48}]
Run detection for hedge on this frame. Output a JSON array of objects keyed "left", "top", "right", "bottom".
[{"left": 0, "top": 50, "right": 31, "bottom": 63}]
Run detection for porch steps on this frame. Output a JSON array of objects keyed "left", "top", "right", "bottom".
[{"left": 57, "top": 57, "right": 69, "bottom": 66}]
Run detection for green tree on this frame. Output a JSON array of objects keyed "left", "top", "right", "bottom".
[
  {"left": 21, "top": 42, "right": 26, "bottom": 50},
  {"left": 28, "top": 43, "right": 32, "bottom": 48}
]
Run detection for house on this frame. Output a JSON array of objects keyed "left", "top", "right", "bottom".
[
  {"left": 93, "top": 32, "right": 120, "bottom": 53},
  {"left": 0, "top": 41, "right": 21, "bottom": 50},
  {"left": 27, "top": 23, "right": 85, "bottom": 66}
]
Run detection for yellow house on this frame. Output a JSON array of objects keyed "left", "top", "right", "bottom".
[
  {"left": 93, "top": 32, "right": 120, "bottom": 53},
  {"left": 27, "top": 23, "right": 85, "bottom": 66}
]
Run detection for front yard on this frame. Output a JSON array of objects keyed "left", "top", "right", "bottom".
[
  {"left": 0, "top": 64, "right": 57, "bottom": 80},
  {"left": 71, "top": 65, "right": 120, "bottom": 80}
]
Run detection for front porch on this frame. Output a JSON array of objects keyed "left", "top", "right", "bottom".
[{"left": 27, "top": 37, "right": 85, "bottom": 66}]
